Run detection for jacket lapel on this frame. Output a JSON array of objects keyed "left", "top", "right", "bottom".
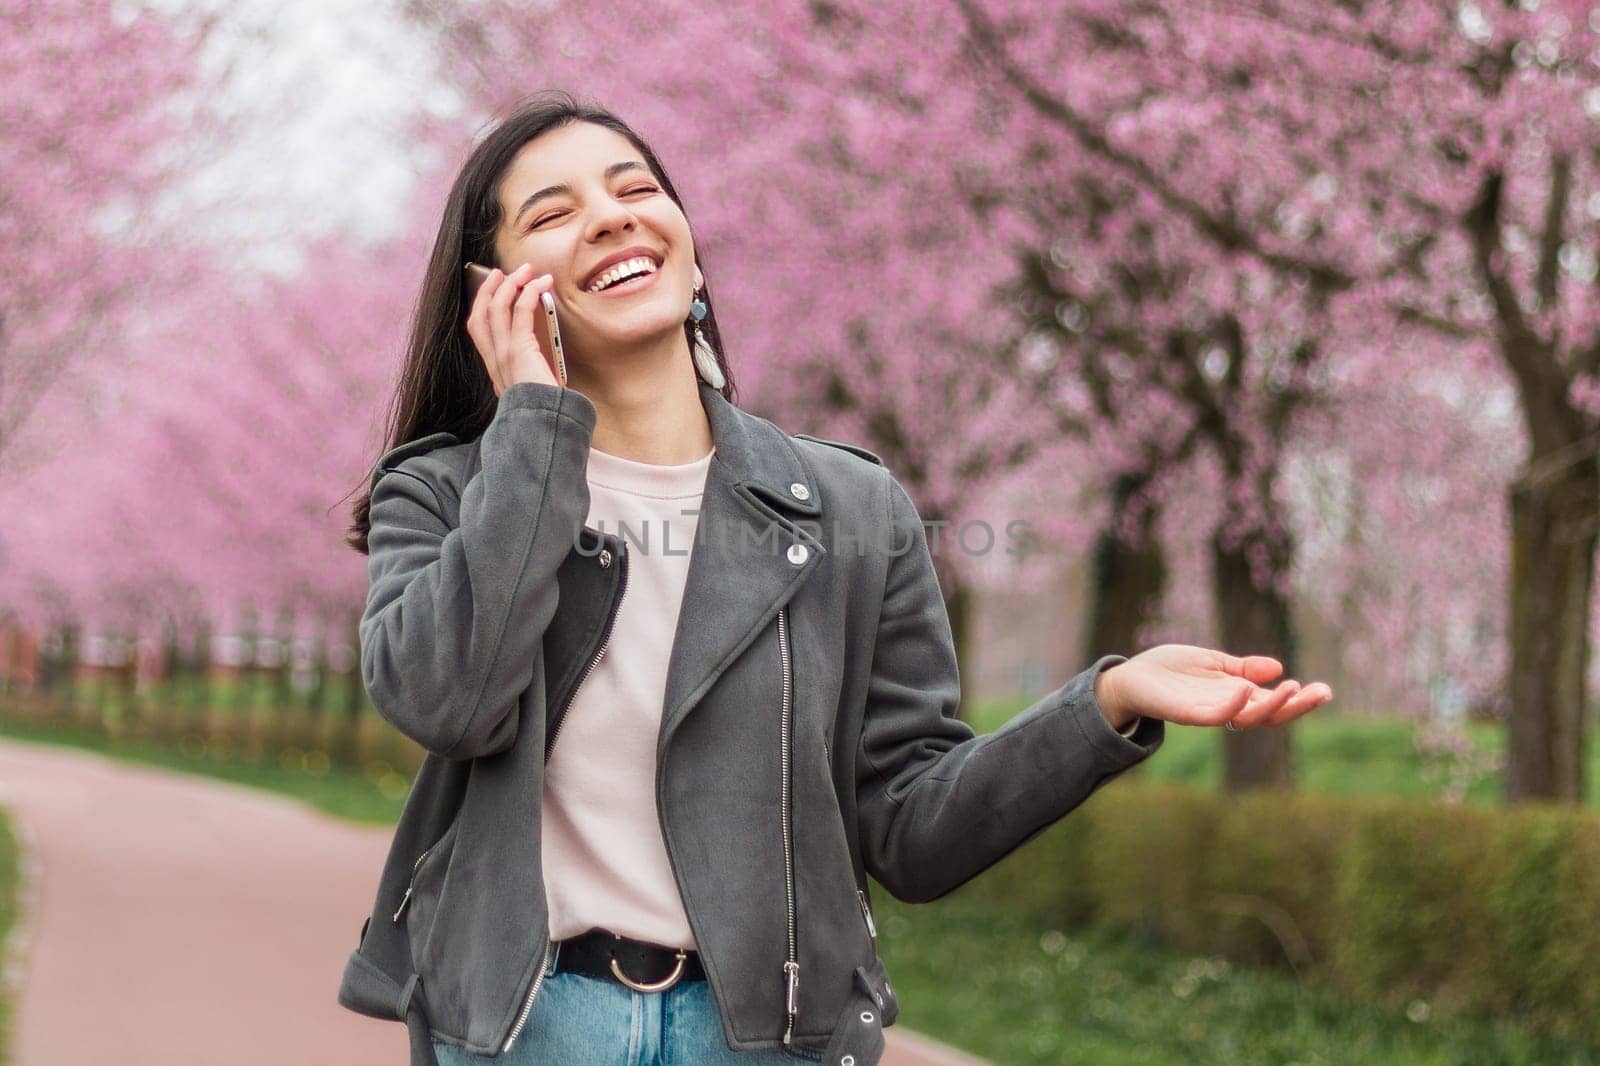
[{"left": 658, "top": 382, "right": 828, "bottom": 744}]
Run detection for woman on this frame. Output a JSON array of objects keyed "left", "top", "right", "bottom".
[{"left": 338, "top": 92, "right": 1333, "bottom": 1066}]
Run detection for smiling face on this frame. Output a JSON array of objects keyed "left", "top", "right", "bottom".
[{"left": 489, "top": 121, "right": 701, "bottom": 369}]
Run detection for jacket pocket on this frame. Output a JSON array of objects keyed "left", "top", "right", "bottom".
[
  {"left": 393, "top": 819, "right": 462, "bottom": 970},
  {"left": 854, "top": 889, "right": 878, "bottom": 946},
  {"left": 817, "top": 957, "right": 894, "bottom": 1065}
]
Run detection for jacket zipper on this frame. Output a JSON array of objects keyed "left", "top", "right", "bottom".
[
  {"left": 503, "top": 541, "right": 629, "bottom": 1055},
  {"left": 391, "top": 843, "right": 434, "bottom": 923},
  {"left": 544, "top": 544, "right": 629, "bottom": 762},
  {"left": 778, "top": 607, "right": 800, "bottom": 1046},
  {"left": 502, "top": 940, "right": 555, "bottom": 1053}
]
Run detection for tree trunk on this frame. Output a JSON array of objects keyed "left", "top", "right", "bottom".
[
  {"left": 1084, "top": 473, "right": 1167, "bottom": 662},
  {"left": 332, "top": 613, "right": 365, "bottom": 768},
  {"left": 1211, "top": 522, "right": 1297, "bottom": 792},
  {"left": 1506, "top": 453, "right": 1597, "bottom": 802},
  {"left": 1462, "top": 165, "right": 1596, "bottom": 803},
  {"left": 945, "top": 577, "right": 974, "bottom": 722},
  {"left": 115, "top": 630, "right": 138, "bottom": 732},
  {"left": 233, "top": 604, "right": 258, "bottom": 751},
  {"left": 189, "top": 616, "right": 213, "bottom": 740}
]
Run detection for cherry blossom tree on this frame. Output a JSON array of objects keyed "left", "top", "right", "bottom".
[
  {"left": 1118, "top": 0, "right": 1600, "bottom": 801},
  {"left": 931, "top": 0, "right": 1589, "bottom": 797},
  {"left": 401, "top": 0, "right": 1538, "bottom": 792},
  {"left": 0, "top": 0, "right": 199, "bottom": 467},
  {"left": 5, "top": 0, "right": 1560, "bottom": 807},
  {"left": 0, "top": 227, "right": 435, "bottom": 638}
]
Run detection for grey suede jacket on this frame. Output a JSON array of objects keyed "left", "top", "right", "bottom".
[{"left": 335, "top": 379, "right": 1164, "bottom": 1066}]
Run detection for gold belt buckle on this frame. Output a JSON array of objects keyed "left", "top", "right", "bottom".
[{"left": 610, "top": 949, "right": 688, "bottom": 993}]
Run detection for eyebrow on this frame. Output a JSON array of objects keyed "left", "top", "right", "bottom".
[{"left": 512, "top": 161, "right": 654, "bottom": 227}]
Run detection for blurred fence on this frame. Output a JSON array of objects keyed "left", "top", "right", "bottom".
[{"left": 0, "top": 614, "right": 423, "bottom": 775}]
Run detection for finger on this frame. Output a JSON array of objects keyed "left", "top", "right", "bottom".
[
  {"left": 511, "top": 276, "right": 546, "bottom": 355},
  {"left": 466, "top": 267, "right": 500, "bottom": 340},
  {"left": 1269, "top": 682, "right": 1334, "bottom": 725},
  {"left": 1239, "top": 655, "right": 1285, "bottom": 685},
  {"left": 477, "top": 266, "right": 508, "bottom": 320},
  {"left": 468, "top": 268, "right": 505, "bottom": 347},
  {"left": 466, "top": 269, "right": 504, "bottom": 392},
  {"left": 1234, "top": 681, "right": 1295, "bottom": 728},
  {"left": 490, "top": 263, "right": 534, "bottom": 362},
  {"left": 489, "top": 262, "right": 534, "bottom": 337},
  {"left": 1204, "top": 681, "right": 1252, "bottom": 725}
]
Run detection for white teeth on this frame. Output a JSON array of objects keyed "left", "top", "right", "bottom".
[{"left": 587, "top": 256, "right": 658, "bottom": 293}]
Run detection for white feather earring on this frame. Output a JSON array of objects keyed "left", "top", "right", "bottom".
[{"left": 689, "top": 286, "right": 726, "bottom": 389}]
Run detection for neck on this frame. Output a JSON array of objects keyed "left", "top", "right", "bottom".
[{"left": 569, "top": 337, "right": 713, "bottom": 464}]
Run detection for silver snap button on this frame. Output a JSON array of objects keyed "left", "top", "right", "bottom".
[
  {"left": 789, "top": 482, "right": 810, "bottom": 501},
  {"left": 841, "top": 1058, "right": 855, "bottom": 1066},
  {"left": 598, "top": 549, "right": 613, "bottom": 568},
  {"left": 860, "top": 1011, "right": 874, "bottom": 1023},
  {"left": 786, "top": 543, "right": 808, "bottom": 565}
]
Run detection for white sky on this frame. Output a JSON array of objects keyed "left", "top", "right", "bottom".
[{"left": 138, "top": 0, "right": 463, "bottom": 276}]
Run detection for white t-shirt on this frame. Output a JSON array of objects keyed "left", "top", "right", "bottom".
[{"left": 540, "top": 442, "right": 714, "bottom": 948}]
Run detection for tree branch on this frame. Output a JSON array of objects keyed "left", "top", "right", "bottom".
[
  {"left": 1536, "top": 153, "right": 1571, "bottom": 320},
  {"left": 951, "top": 0, "right": 1355, "bottom": 292}
]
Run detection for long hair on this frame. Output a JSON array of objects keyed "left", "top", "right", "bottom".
[{"left": 345, "top": 90, "right": 736, "bottom": 555}]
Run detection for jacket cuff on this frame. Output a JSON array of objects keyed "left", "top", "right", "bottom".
[
  {"left": 1072, "top": 653, "right": 1164, "bottom": 763},
  {"left": 497, "top": 381, "right": 597, "bottom": 429}
]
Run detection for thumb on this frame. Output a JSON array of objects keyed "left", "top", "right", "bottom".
[{"left": 1218, "top": 652, "right": 1283, "bottom": 684}]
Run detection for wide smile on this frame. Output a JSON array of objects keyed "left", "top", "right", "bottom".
[{"left": 585, "top": 264, "right": 663, "bottom": 299}]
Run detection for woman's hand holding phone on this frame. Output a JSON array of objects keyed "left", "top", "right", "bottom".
[{"left": 464, "top": 263, "right": 564, "bottom": 395}]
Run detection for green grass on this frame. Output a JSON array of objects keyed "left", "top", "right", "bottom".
[
  {"left": 0, "top": 809, "right": 16, "bottom": 1066},
  {"left": 967, "top": 700, "right": 1600, "bottom": 809},
  {"left": 42, "top": 672, "right": 366, "bottom": 718},
  {"left": 0, "top": 715, "right": 406, "bottom": 826},
  {"left": 4, "top": 705, "right": 1599, "bottom": 1063},
  {"left": 872, "top": 890, "right": 1600, "bottom": 1065}
]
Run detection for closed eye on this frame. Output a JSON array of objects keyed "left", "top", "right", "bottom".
[{"left": 527, "top": 185, "right": 660, "bottom": 230}]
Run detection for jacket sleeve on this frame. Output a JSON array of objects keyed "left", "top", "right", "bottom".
[
  {"left": 855, "top": 471, "right": 1165, "bottom": 904},
  {"left": 360, "top": 382, "right": 596, "bottom": 761}
]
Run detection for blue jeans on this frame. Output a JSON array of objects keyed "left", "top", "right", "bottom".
[{"left": 429, "top": 971, "right": 826, "bottom": 1065}]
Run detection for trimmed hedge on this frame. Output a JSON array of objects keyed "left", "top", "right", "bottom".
[{"left": 956, "top": 783, "right": 1600, "bottom": 1045}]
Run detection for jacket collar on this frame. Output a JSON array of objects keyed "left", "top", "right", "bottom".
[{"left": 695, "top": 380, "right": 822, "bottom": 519}]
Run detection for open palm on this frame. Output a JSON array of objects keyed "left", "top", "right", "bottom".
[{"left": 1104, "top": 644, "right": 1333, "bottom": 729}]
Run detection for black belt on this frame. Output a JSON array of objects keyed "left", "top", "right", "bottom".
[{"left": 553, "top": 928, "right": 705, "bottom": 992}]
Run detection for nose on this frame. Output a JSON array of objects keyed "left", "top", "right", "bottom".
[{"left": 586, "top": 199, "right": 639, "bottom": 244}]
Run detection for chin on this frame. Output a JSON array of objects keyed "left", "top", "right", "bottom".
[{"left": 579, "top": 319, "right": 687, "bottom": 354}]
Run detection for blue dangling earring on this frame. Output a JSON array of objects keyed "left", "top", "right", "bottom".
[{"left": 689, "top": 286, "right": 725, "bottom": 388}]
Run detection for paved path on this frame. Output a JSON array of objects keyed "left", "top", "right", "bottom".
[{"left": 0, "top": 737, "right": 985, "bottom": 1065}]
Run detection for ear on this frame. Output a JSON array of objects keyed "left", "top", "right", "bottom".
[{"left": 694, "top": 266, "right": 704, "bottom": 289}]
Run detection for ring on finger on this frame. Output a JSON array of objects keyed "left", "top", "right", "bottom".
[{"left": 1224, "top": 720, "right": 1239, "bottom": 733}]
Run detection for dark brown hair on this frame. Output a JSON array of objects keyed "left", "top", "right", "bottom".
[{"left": 345, "top": 90, "right": 736, "bottom": 554}]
